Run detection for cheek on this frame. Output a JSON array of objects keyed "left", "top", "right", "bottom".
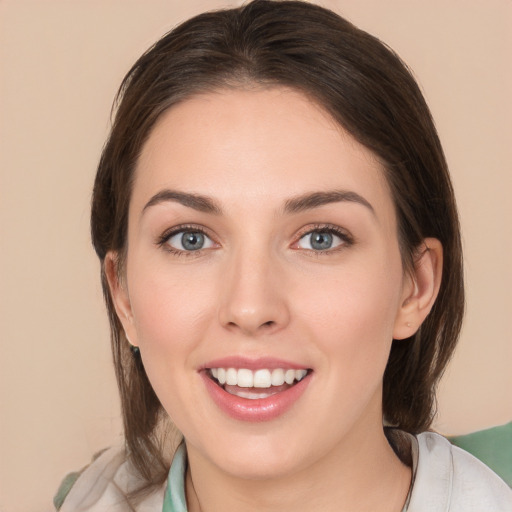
[
  {"left": 126, "top": 266, "right": 218, "bottom": 423},
  {"left": 127, "top": 264, "right": 216, "bottom": 356},
  {"left": 296, "top": 254, "right": 404, "bottom": 368}
]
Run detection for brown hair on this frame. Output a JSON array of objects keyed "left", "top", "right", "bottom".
[{"left": 91, "top": 0, "right": 464, "bottom": 491}]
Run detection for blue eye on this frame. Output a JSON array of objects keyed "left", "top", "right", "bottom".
[
  {"left": 166, "top": 230, "right": 215, "bottom": 251},
  {"left": 297, "top": 230, "right": 345, "bottom": 251}
]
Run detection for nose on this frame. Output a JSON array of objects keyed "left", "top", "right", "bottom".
[{"left": 218, "top": 247, "right": 290, "bottom": 336}]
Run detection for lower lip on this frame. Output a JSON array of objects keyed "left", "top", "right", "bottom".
[{"left": 201, "top": 372, "right": 311, "bottom": 422}]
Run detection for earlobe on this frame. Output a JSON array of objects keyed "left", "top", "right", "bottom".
[
  {"left": 393, "top": 238, "right": 443, "bottom": 340},
  {"left": 104, "top": 251, "right": 138, "bottom": 347}
]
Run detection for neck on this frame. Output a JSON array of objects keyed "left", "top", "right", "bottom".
[{"left": 185, "top": 420, "right": 411, "bottom": 512}]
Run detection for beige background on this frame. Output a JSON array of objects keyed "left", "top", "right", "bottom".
[{"left": 0, "top": 1, "right": 510, "bottom": 510}]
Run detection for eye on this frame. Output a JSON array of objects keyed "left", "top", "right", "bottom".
[
  {"left": 166, "top": 230, "right": 215, "bottom": 252},
  {"left": 297, "top": 229, "right": 347, "bottom": 251}
]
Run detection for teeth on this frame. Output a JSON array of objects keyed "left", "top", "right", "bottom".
[
  {"left": 296, "top": 369, "right": 307, "bottom": 380},
  {"left": 285, "top": 369, "right": 295, "bottom": 385},
  {"left": 237, "top": 369, "right": 253, "bottom": 388},
  {"left": 235, "top": 389, "right": 277, "bottom": 400},
  {"left": 226, "top": 368, "right": 237, "bottom": 386},
  {"left": 209, "top": 367, "right": 308, "bottom": 388},
  {"left": 253, "top": 369, "right": 271, "bottom": 388},
  {"left": 271, "top": 368, "right": 285, "bottom": 386}
]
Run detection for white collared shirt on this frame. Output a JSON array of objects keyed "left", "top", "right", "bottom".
[{"left": 57, "top": 432, "right": 512, "bottom": 511}]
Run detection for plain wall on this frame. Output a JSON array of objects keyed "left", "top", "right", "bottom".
[{"left": 0, "top": 1, "right": 510, "bottom": 510}]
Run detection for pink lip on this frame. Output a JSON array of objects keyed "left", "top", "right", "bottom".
[
  {"left": 201, "top": 356, "right": 309, "bottom": 371},
  {"left": 201, "top": 369, "right": 312, "bottom": 422}
]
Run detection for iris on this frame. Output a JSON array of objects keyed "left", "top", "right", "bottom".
[
  {"left": 181, "top": 232, "right": 205, "bottom": 251},
  {"left": 309, "top": 231, "right": 333, "bottom": 250}
]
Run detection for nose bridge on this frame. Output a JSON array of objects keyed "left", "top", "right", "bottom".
[{"left": 218, "top": 239, "right": 289, "bottom": 335}]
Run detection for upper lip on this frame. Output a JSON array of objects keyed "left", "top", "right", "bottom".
[{"left": 200, "top": 356, "right": 311, "bottom": 371}]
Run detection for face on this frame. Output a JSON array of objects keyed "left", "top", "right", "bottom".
[{"left": 111, "top": 87, "right": 417, "bottom": 480}]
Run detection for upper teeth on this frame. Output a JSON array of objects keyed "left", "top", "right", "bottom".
[{"left": 210, "top": 368, "right": 307, "bottom": 388}]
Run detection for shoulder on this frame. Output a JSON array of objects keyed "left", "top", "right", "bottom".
[
  {"left": 55, "top": 446, "right": 166, "bottom": 512},
  {"left": 408, "top": 431, "right": 512, "bottom": 512}
]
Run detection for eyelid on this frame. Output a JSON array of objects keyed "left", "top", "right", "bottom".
[
  {"left": 291, "top": 223, "right": 354, "bottom": 252},
  {"left": 155, "top": 222, "right": 353, "bottom": 256},
  {"left": 156, "top": 224, "right": 219, "bottom": 255}
]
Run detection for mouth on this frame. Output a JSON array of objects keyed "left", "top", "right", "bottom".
[
  {"left": 207, "top": 367, "right": 311, "bottom": 400},
  {"left": 200, "top": 357, "right": 313, "bottom": 421}
]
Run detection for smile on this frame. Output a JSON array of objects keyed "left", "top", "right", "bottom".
[
  {"left": 202, "top": 362, "right": 312, "bottom": 421},
  {"left": 210, "top": 367, "right": 308, "bottom": 398}
]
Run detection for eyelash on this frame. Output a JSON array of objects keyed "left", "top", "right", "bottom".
[
  {"left": 156, "top": 223, "right": 354, "bottom": 257},
  {"left": 156, "top": 224, "right": 215, "bottom": 258},
  {"left": 294, "top": 224, "right": 354, "bottom": 254}
]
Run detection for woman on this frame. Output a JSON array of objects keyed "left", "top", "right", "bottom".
[{"left": 56, "top": 1, "right": 512, "bottom": 510}]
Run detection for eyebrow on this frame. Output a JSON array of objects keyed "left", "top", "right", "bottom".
[
  {"left": 141, "top": 188, "right": 374, "bottom": 217},
  {"left": 142, "top": 190, "right": 222, "bottom": 215},
  {"left": 283, "top": 190, "right": 375, "bottom": 215}
]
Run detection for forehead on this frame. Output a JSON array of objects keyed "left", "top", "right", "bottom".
[{"left": 132, "top": 87, "right": 394, "bottom": 219}]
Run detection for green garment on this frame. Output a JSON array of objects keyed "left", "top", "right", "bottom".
[
  {"left": 449, "top": 422, "right": 512, "bottom": 487},
  {"left": 53, "top": 425, "right": 512, "bottom": 510},
  {"left": 163, "top": 443, "right": 187, "bottom": 512}
]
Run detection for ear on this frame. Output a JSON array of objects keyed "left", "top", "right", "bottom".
[
  {"left": 104, "top": 251, "right": 138, "bottom": 347},
  {"left": 393, "top": 238, "right": 443, "bottom": 340}
]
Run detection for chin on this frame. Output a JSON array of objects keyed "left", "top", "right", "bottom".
[{"left": 193, "top": 430, "right": 312, "bottom": 481}]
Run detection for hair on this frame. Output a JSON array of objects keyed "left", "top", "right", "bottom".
[{"left": 91, "top": 0, "right": 464, "bottom": 493}]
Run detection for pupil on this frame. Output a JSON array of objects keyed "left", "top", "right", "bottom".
[
  {"left": 182, "top": 232, "right": 204, "bottom": 250},
  {"left": 311, "top": 232, "right": 332, "bottom": 250}
]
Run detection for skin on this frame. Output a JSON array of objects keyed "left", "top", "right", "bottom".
[{"left": 107, "top": 87, "right": 442, "bottom": 512}]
